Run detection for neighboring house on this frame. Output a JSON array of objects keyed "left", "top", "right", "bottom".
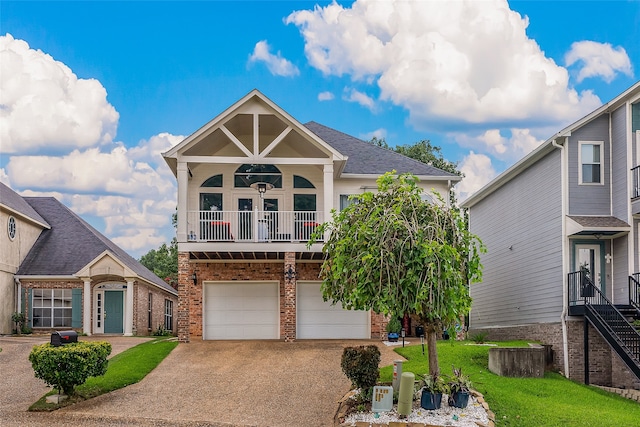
[
  {"left": 163, "top": 89, "right": 460, "bottom": 342},
  {"left": 462, "top": 81, "right": 640, "bottom": 389},
  {"left": 0, "top": 183, "right": 178, "bottom": 336}
]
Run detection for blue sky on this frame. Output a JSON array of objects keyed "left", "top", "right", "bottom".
[{"left": 1, "top": 0, "right": 639, "bottom": 258}]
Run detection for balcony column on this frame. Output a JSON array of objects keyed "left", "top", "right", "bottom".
[
  {"left": 323, "top": 163, "right": 333, "bottom": 240},
  {"left": 177, "top": 162, "right": 189, "bottom": 243}
]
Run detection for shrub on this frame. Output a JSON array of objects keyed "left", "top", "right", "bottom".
[
  {"left": 152, "top": 324, "right": 172, "bottom": 336},
  {"left": 29, "top": 341, "right": 112, "bottom": 396},
  {"left": 471, "top": 332, "right": 488, "bottom": 344},
  {"left": 11, "top": 312, "right": 25, "bottom": 335},
  {"left": 340, "top": 345, "right": 381, "bottom": 393}
]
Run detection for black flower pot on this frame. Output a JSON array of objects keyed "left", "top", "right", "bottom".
[
  {"left": 420, "top": 391, "right": 442, "bottom": 410},
  {"left": 449, "top": 391, "right": 470, "bottom": 408}
]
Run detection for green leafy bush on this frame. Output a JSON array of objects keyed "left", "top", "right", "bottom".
[
  {"left": 29, "top": 341, "right": 112, "bottom": 395},
  {"left": 340, "top": 345, "right": 381, "bottom": 393},
  {"left": 152, "top": 324, "right": 172, "bottom": 336}
]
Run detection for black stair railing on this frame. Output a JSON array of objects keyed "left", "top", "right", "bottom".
[
  {"left": 574, "top": 272, "right": 640, "bottom": 378},
  {"left": 630, "top": 273, "right": 640, "bottom": 312}
]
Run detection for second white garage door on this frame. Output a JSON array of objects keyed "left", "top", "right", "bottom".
[
  {"left": 203, "top": 282, "right": 279, "bottom": 340},
  {"left": 297, "top": 281, "right": 369, "bottom": 339}
]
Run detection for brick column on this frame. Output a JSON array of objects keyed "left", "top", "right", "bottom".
[
  {"left": 177, "top": 252, "right": 191, "bottom": 342},
  {"left": 283, "top": 252, "right": 297, "bottom": 342}
]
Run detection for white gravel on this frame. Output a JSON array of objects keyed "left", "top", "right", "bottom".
[{"left": 343, "top": 394, "right": 489, "bottom": 427}]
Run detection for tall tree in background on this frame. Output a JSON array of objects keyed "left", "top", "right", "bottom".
[
  {"left": 139, "top": 207, "right": 178, "bottom": 288},
  {"left": 309, "top": 173, "right": 484, "bottom": 375}
]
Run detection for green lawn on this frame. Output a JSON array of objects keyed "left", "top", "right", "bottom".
[
  {"left": 380, "top": 340, "right": 640, "bottom": 427},
  {"left": 30, "top": 338, "right": 178, "bottom": 411}
]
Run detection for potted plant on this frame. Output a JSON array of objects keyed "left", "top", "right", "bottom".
[
  {"left": 448, "top": 366, "right": 472, "bottom": 408},
  {"left": 386, "top": 317, "right": 402, "bottom": 342},
  {"left": 418, "top": 373, "right": 448, "bottom": 410},
  {"left": 11, "top": 312, "right": 25, "bottom": 336}
]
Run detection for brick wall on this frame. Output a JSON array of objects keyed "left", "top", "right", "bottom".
[
  {"left": 134, "top": 282, "right": 177, "bottom": 336},
  {"left": 177, "top": 252, "right": 386, "bottom": 342}
]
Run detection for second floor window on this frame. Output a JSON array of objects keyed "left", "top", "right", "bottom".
[{"left": 579, "top": 142, "right": 603, "bottom": 184}]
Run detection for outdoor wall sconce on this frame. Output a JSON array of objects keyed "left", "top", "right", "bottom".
[
  {"left": 192, "top": 272, "right": 197, "bottom": 285},
  {"left": 284, "top": 265, "right": 298, "bottom": 281}
]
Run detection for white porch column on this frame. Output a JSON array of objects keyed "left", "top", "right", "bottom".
[
  {"left": 124, "top": 278, "right": 135, "bottom": 336},
  {"left": 82, "top": 278, "right": 92, "bottom": 335},
  {"left": 323, "top": 163, "right": 334, "bottom": 240},
  {"left": 177, "top": 162, "right": 189, "bottom": 243}
]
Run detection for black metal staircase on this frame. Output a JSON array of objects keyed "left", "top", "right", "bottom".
[{"left": 568, "top": 271, "right": 640, "bottom": 381}]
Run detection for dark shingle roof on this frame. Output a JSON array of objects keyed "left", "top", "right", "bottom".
[
  {"left": 568, "top": 216, "right": 630, "bottom": 228},
  {"left": 17, "top": 197, "right": 175, "bottom": 294},
  {"left": 304, "top": 121, "right": 459, "bottom": 177},
  {"left": 0, "top": 182, "right": 49, "bottom": 227}
]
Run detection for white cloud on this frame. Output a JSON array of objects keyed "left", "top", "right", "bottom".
[
  {"left": 451, "top": 128, "right": 544, "bottom": 162},
  {"left": 343, "top": 87, "right": 376, "bottom": 111},
  {"left": 287, "top": 0, "right": 602, "bottom": 128},
  {"left": 0, "top": 168, "right": 9, "bottom": 186},
  {"left": 318, "top": 91, "right": 335, "bottom": 101},
  {"left": 457, "top": 152, "right": 497, "bottom": 202},
  {"left": 565, "top": 41, "right": 633, "bottom": 83},
  {"left": 248, "top": 40, "right": 300, "bottom": 77},
  {"left": 361, "top": 128, "right": 387, "bottom": 141},
  {"left": 0, "top": 33, "right": 119, "bottom": 154}
]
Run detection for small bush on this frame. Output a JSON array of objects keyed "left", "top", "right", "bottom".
[
  {"left": 471, "top": 332, "right": 488, "bottom": 344},
  {"left": 29, "top": 341, "right": 112, "bottom": 396},
  {"left": 341, "top": 345, "right": 381, "bottom": 393},
  {"left": 152, "top": 324, "right": 172, "bottom": 336}
]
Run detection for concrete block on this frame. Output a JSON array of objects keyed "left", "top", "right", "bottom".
[{"left": 488, "top": 347, "right": 545, "bottom": 378}]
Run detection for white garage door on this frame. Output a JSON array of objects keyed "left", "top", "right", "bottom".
[
  {"left": 297, "top": 281, "right": 369, "bottom": 339},
  {"left": 204, "top": 282, "right": 279, "bottom": 340}
]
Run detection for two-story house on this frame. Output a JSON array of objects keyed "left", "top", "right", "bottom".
[
  {"left": 462, "top": 81, "right": 640, "bottom": 389},
  {"left": 1, "top": 182, "right": 178, "bottom": 336},
  {"left": 163, "top": 89, "right": 460, "bottom": 343}
]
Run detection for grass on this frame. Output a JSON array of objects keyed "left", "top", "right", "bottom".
[
  {"left": 379, "top": 340, "right": 640, "bottom": 427},
  {"left": 29, "top": 338, "right": 178, "bottom": 411}
]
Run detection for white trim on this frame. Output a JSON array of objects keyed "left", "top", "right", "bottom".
[
  {"left": 0, "top": 205, "right": 50, "bottom": 230},
  {"left": 178, "top": 155, "right": 333, "bottom": 165},
  {"left": 15, "top": 275, "right": 78, "bottom": 280},
  {"left": 577, "top": 141, "right": 604, "bottom": 185},
  {"left": 340, "top": 173, "right": 461, "bottom": 182}
]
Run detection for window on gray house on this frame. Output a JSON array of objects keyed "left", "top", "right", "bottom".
[{"left": 580, "top": 142, "right": 603, "bottom": 184}]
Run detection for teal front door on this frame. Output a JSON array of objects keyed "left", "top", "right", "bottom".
[{"left": 104, "top": 291, "right": 124, "bottom": 334}]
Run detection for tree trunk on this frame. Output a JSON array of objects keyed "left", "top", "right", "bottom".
[{"left": 426, "top": 328, "right": 439, "bottom": 376}]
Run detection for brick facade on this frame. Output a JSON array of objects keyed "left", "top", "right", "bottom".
[
  {"left": 20, "top": 277, "right": 177, "bottom": 336},
  {"left": 177, "top": 251, "right": 386, "bottom": 342},
  {"left": 470, "top": 319, "right": 640, "bottom": 389}
]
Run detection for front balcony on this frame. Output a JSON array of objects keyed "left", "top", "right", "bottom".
[
  {"left": 186, "top": 210, "right": 324, "bottom": 243},
  {"left": 632, "top": 165, "right": 640, "bottom": 199}
]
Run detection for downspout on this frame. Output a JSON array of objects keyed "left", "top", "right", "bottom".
[
  {"left": 14, "top": 276, "right": 22, "bottom": 315},
  {"left": 552, "top": 137, "right": 570, "bottom": 378}
]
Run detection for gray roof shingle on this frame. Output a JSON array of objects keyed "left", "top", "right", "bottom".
[
  {"left": 568, "top": 216, "right": 630, "bottom": 228},
  {"left": 0, "top": 183, "right": 49, "bottom": 227},
  {"left": 304, "top": 121, "right": 459, "bottom": 177},
  {"left": 17, "top": 197, "right": 175, "bottom": 294}
]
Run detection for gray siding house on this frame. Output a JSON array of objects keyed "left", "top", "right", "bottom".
[{"left": 463, "top": 81, "right": 640, "bottom": 389}]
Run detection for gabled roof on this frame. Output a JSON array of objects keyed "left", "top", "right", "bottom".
[
  {"left": 17, "top": 197, "right": 176, "bottom": 295},
  {"left": 304, "top": 122, "right": 460, "bottom": 179},
  {"left": 462, "top": 80, "right": 640, "bottom": 208},
  {"left": 0, "top": 182, "right": 49, "bottom": 228}
]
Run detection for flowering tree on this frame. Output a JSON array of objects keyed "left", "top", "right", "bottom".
[{"left": 310, "top": 172, "right": 484, "bottom": 375}]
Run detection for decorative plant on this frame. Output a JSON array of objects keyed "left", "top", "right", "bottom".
[
  {"left": 471, "top": 332, "right": 488, "bottom": 344},
  {"left": 417, "top": 372, "right": 448, "bottom": 394},
  {"left": 448, "top": 365, "right": 471, "bottom": 395},
  {"left": 386, "top": 317, "right": 402, "bottom": 334},
  {"left": 11, "top": 312, "right": 25, "bottom": 335},
  {"left": 340, "top": 345, "right": 381, "bottom": 396}
]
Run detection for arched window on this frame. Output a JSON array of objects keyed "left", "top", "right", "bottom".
[
  {"left": 293, "top": 175, "right": 315, "bottom": 188},
  {"left": 201, "top": 174, "right": 223, "bottom": 187},
  {"left": 234, "top": 164, "right": 282, "bottom": 188}
]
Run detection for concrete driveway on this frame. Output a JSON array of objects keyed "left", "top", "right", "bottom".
[{"left": 0, "top": 337, "right": 400, "bottom": 427}]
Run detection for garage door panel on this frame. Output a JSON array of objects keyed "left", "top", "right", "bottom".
[
  {"left": 297, "top": 282, "right": 369, "bottom": 339},
  {"left": 204, "top": 282, "right": 279, "bottom": 340}
]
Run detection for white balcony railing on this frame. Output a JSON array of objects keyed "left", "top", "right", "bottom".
[{"left": 186, "top": 210, "right": 323, "bottom": 243}]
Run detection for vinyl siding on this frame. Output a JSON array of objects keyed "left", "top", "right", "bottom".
[
  {"left": 469, "top": 150, "right": 563, "bottom": 329},
  {"left": 568, "top": 114, "right": 611, "bottom": 215},
  {"left": 612, "top": 236, "right": 629, "bottom": 305},
  {"left": 611, "top": 105, "right": 628, "bottom": 219}
]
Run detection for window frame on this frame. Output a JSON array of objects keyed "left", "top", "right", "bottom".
[
  {"left": 164, "top": 299, "right": 173, "bottom": 331},
  {"left": 578, "top": 141, "right": 604, "bottom": 185},
  {"left": 32, "top": 289, "right": 73, "bottom": 328},
  {"left": 8, "top": 216, "right": 16, "bottom": 241},
  {"left": 148, "top": 293, "right": 153, "bottom": 331}
]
